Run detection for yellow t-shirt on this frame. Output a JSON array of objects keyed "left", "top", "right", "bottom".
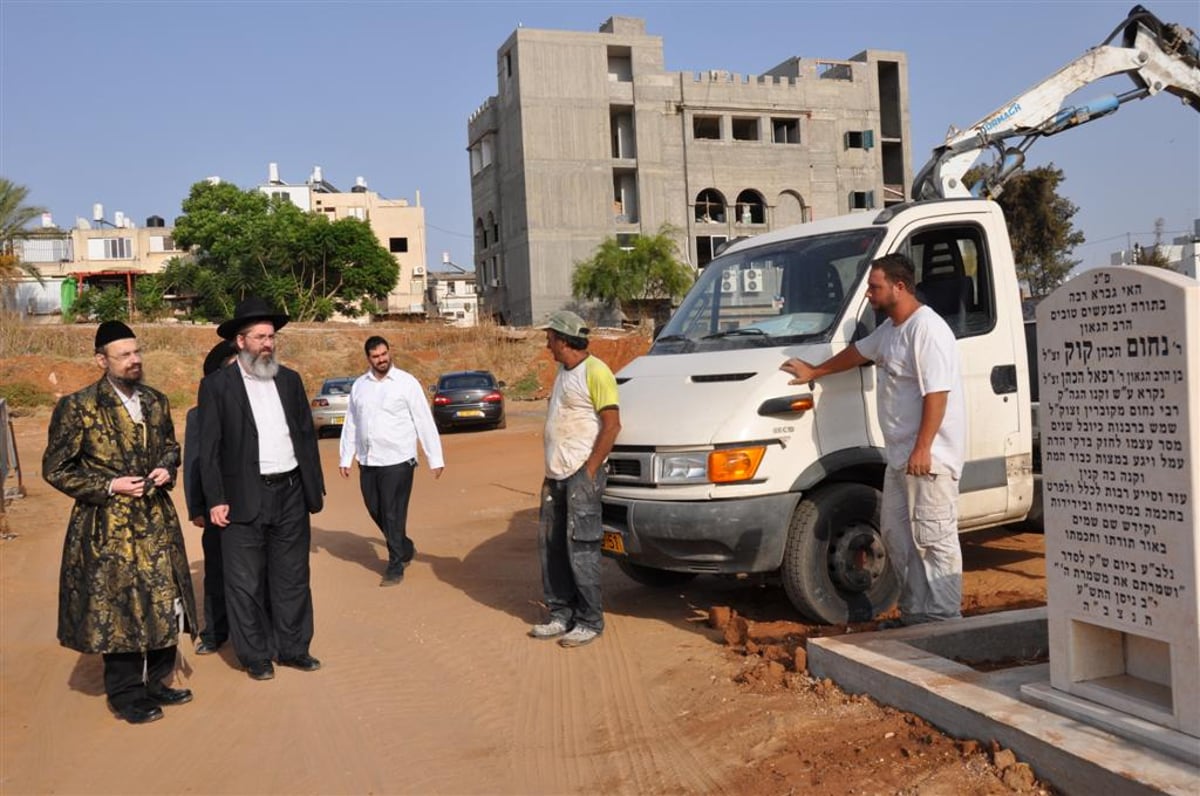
[{"left": 543, "top": 355, "right": 619, "bottom": 479}]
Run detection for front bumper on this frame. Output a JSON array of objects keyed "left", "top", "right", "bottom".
[{"left": 601, "top": 491, "right": 801, "bottom": 573}]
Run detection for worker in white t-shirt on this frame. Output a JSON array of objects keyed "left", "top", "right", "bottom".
[{"left": 781, "top": 253, "right": 966, "bottom": 626}]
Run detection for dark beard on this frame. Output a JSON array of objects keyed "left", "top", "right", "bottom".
[
  {"left": 239, "top": 349, "right": 280, "bottom": 380},
  {"left": 110, "top": 373, "right": 143, "bottom": 391}
]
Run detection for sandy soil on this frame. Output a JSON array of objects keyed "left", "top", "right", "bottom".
[{"left": 1, "top": 401, "right": 1051, "bottom": 795}]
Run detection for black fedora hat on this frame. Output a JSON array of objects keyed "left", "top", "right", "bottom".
[
  {"left": 202, "top": 339, "right": 237, "bottom": 376},
  {"left": 216, "top": 296, "right": 289, "bottom": 340}
]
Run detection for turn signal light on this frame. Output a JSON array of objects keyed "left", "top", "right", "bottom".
[
  {"left": 789, "top": 396, "right": 814, "bottom": 412},
  {"left": 708, "top": 447, "right": 766, "bottom": 483}
]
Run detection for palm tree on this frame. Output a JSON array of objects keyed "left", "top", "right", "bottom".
[{"left": 0, "top": 177, "right": 48, "bottom": 283}]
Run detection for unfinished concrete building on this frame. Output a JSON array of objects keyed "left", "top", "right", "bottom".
[{"left": 467, "top": 16, "right": 910, "bottom": 326}]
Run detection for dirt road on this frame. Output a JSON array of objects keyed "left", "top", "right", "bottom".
[{"left": 0, "top": 404, "right": 1049, "bottom": 795}]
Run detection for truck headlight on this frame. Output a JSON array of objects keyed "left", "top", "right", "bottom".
[
  {"left": 653, "top": 447, "right": 766, "bottom": 484},
  {"left": 655, "top": 452, "right": 709, "bottom": 484}
]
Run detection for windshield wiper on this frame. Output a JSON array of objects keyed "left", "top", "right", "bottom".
[
  {"left": 702, "top": 328, "right": 770, "bottom": 340},
  {"left": 653, "top": 334, "right": 690, "bottom": 344}
]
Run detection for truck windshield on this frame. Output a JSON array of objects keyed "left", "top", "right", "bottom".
[{"left": 651, "top": 228, "right": 885, "bottom": 353}]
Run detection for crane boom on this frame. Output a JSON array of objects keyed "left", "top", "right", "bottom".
[{"left": 911, "top": 5, "right": 1200, "bottom": 202}]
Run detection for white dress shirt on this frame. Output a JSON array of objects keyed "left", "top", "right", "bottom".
[
  {"left": 241, "top": 365, "right": 299, "bottom": 476},
  {"left": 339, "top": 366, "right": 444, "bottom": 470}
]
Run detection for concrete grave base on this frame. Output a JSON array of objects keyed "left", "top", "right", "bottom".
[
  {"left": 1021, "top": 681, "right": 1199, "bottom": 766},
  {"left": 807, "top": 608, "right": 1199, "bottom": 795}
]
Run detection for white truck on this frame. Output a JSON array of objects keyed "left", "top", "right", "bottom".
[{"left": 600, "top": 5, "right": 1199, "bottom": 623}]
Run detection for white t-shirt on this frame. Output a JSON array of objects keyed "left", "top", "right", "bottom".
[
  {"left": 544, "top": 355, "right": 619, "bottom": 480},
  {"left": 854, "top": 305, "right": 965, "bottom": 478}
]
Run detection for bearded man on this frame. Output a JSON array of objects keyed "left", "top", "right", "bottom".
[
  {"left": 44, "top": 320, "right": 197, "bottom": 724},
  {"left": 197, "top": 297, "right": 325, "bottom": 681}
]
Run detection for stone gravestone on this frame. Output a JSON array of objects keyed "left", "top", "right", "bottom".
[{"left": 1023, "top": 266, "right": 1199, "bottom": 762}]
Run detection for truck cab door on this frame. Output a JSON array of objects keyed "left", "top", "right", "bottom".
[{"left": 877, "top": 219, "right": 1023, "bottom": 526}]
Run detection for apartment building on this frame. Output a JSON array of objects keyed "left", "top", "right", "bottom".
[
  {"left": 467, "top": 16, "right": 910, "bottom": 326},
  {"left": 258, "top": 164, "right": 428, "bottom": 317},
  {"left": 7, "top": 210, "right": 183, "bottom": 317}
]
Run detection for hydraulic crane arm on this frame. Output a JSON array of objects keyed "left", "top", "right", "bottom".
[{"left": 912, "top": 5, "right": 1200, "bottom": 201}]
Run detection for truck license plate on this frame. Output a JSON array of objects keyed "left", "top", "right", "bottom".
[{"left": 602, "top": 531, "right": 625, "bottom": 555}]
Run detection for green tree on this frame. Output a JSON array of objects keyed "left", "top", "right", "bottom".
[
  {"left": 166, "top": 180, "right": 398, "bottom": 321},
  {"left": 571, "top": 225, "right": 694, "bottom": 322},
  {"left": 988, "top": 165, "right": 1084, "bottom": 297},
  {"left": 0, "top": 177, "right": 48, "bottom": 284},
  {"left": 72, "top": 286, "right": 130, "bottom": 322}
]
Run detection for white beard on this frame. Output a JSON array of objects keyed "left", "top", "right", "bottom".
[{"left": 239, "top": 350, "right": 279, "bottom": 380}]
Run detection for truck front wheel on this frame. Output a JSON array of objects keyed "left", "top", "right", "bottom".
[{"left": 781, "top": 482, "right": 899, "bottom": 624}]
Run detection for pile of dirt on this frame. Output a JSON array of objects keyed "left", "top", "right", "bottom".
[{"left": 707, "top": 607, "right": 1053, "bottom": 793}]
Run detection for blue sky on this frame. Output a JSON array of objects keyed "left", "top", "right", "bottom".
[{"left": 2, "top": 0, "right": 1197, "bottom": 272}]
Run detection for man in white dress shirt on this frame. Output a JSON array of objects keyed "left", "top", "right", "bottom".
[{"left": 339, "top": 336, "right": 445, "bottom": 586}]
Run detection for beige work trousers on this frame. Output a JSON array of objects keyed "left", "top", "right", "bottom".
[{"left": 881, "top": 466, "right": 963, "bottom": 624}]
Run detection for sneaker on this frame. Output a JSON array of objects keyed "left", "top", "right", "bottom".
[
  {"left": 558, "top": 626, "right": 599, "bottom": 648},
  {"left": 528, "top": 618, "right": 569, "bottom": 639}
]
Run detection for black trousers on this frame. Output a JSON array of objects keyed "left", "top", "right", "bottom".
[
  {"left": 200, "top": 522, "right": 228, "bottom": 644},
  {"left": 222, "top": 475, "right": 314, "bottom": 666},
  {"left": 102, "top": 645, "right": 176, "bottom": 708},
  {"left": 360, "top": 460, "right": 416, "bottom": 576}
]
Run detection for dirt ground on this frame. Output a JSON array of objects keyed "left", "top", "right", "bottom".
[{"left": 0, "top": 327, "right": 1052, "bottom": 795}]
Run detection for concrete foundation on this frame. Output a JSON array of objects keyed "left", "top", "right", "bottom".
[{"left": 807, "top": 608, "right": 1200, "bottom": 795}]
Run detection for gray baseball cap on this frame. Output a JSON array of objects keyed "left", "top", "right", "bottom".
[{"left": 538, "top": 310, "right": 590, "bottom": 338}]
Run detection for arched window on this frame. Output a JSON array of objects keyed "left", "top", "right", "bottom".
[
  {"left": 475, "top": 218, "right": 486, "bottom": 250},
  {"left": 775, "top": 191, "right": 809, "bottom": 227},
  {"left": 694, "top": 189, "right": 726, "bottom": 223},
  {"left": 487, "top": 211, "right": 499, "bottom": 244},
  {"left": 735, "top": 189, "right": 766, "bottom": 225}
]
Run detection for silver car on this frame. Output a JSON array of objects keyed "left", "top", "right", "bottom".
[{"left": 310, "top": 377, "right": 355, "bottom": 437}]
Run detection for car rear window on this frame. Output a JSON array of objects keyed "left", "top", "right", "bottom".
[
  {"left": 441, "top": 375, "right": 493, "bottom": 390},
  {"left": 322, "top": 380, "right": 353, "bottom": 395}
]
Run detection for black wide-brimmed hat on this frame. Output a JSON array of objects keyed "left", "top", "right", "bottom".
[
  {"left": 202, "top": 339, "right": 237, "bottom": 376},
  {"left": 216, "top": 296, "right": 289, "bottom": 340}
]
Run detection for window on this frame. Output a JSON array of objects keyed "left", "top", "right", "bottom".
[
  {"left": 504, "top": 51, "right": 512, "bottom": 79},
  {"left": 693, "top": 115, "right": 721, "bottom": 140},
  {"left": 695, "top": 189, "right": 726, "bottom": 223},
  {"left": 87, "top": 237, "right": 132, "bottom": 260},
  {"left": 470, "top": 145, "right": 483, "bottom": 176},
  {"left": 447, "top": 280, "right": 456, "bottom": 295},
  {"left": 475, "top": 218, "right": 486, "bottom": 250},
  {"left": 488, "top": 212, "right": 498, "bottom": 245},
  {"left": 772, "top": 118, "right": 800, "bottom": 144},
  {"left": 735, "top": 190, "right": 766, "bottom": 225},
  {"left": 148, "top": 235, "right": 176, "bottom": 253},
  {"left": 389, "top": 237, "right": 408, "bottom": 253},
  {"left": 607, "top": 47, "right": 632, "bottom": 82},
  {"left": 347, "top": 207, "right": 366, "bottom": 221},
  {"left": 696, "top": 235, "right": 728, "bottom": 268},
  {"left": 850, "top": 191, "right": 875, "bottom": 211},
  {"left": 845, "top": 129, "right": 875, "bottom": 150},
  {"left": 610, "top": 107, "right": 635, "bottom": 158},
  {"left": 731, "top": 117, "right": 759, "bottom": 141},
  {"left": 902, "top": 224, "right": 996, "bottom": 338}
]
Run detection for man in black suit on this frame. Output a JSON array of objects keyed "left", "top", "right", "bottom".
[
  {"left": 197, "top": 297, "right": 325, "bottom": 681},
  {"left": 184, "top": 339, "right": 236, "bottom": 655}
]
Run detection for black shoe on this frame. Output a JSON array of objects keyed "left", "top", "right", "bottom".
[
  {"left": 195, "top": 639, "right": 223, "bottom": 655},
  {"left": 277, "top": 653, "right": 322, "bottom": 672},
  {"left": 246, "top": 660, "right": 275, "bottom": 681},
  {"left": 108, "top": 697, "right": 164, "bottom": 725},
  {"left": 146, "top": 684, "right": 193, "bottom": 706},
  {"left": 380, "top": 571, "right": 404, "bottom": 587}
]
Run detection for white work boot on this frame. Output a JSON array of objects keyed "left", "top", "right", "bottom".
[
  {"left": 528, "top": 618, "right": 569, "bottom": 639},
  {"left": 558, "top": 626, "right": 599, "bottom": 648}
]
